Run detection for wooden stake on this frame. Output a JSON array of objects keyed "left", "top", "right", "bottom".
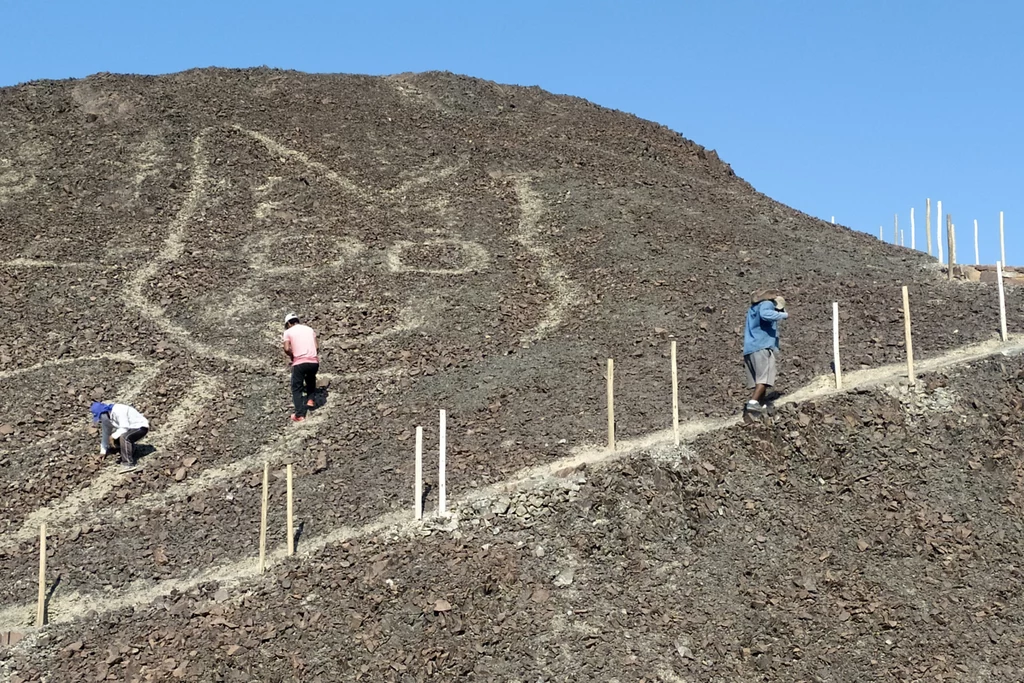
[
  {"left": 974, "top": 219, "right": 980, "bottom": 265},
  {"left": 831, "top": 216, "right": 835, "bottom": 224},
  {"left": 438, "top": 409, "right": 447, "bottom": 515},
  {"left": 1000, "top": 211, "right": 1006, "bottom": 266},
  {"left": 926, "top": 198, "right": 932, "bottom": 256},
  {"left": 950, "top": 219, "right": 957, "bottom": 269},
  {"left": 998, "top": 261, "right": 1009, "bottom": 342},
  {"left": 607, "top": 358, "right": 615, "bottom": 452},
  {"left": 832, "top": 302, "right": 842, "bottom": 390},
  {"left": 36, "top": 523, "right": 46, "bottom": 627},
  {"left": 878, "top": 226, "right": 883, "bottom": 240},
  {"left": 902, "top": 286, "right": 915, "bottom": 385},
  {"left": 286, "top": 463, "right": 294, "bottom": 556},
  {"left": 910, "top": 207, "right": 916, "bottom": 250},
  {"left": 947, "top": 214, "right": 954, "bottom": 280},
  {"left": 414, "top": 426, "right": 423, "bottom": 520},
  {"left": 901, "top": 230, "right": 904, "bottom": 247},
  {"left": 894, "top": 213, "right": 899, "bottom": 245},
  {"left": 670, "top": 341, "right": 679, "bottom": 447},
  {"left": 259, "top": 462, "right": 268, "bottom": 574},
  {"left": 937, "top": 200, "right": 943, "bottom": 264}
]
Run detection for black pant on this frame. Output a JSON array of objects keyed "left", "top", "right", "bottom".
[
  {"left": 291, "top": 363, "right": 319, "bottom": 417},
  {"left": 116, "top": 427, "right": 148, "bottom": 466}
]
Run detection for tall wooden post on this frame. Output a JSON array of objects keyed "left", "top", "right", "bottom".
[
  {"left": 259, "top": 462, "right": 269, "bottom": 574},
  {"left": 926, "top": 198, "right": 932, "bottom": 256},
  {"left": 286, "top": 463, "right": 294, "bottom": 556},
  {"left": 998, "top": 261, "right": 1009, "bottom": 342},
  {"left": 36, "top": 523, "right": 46, "bottom": 627},
  {"left": 1000, "top": 211, "right": 1006, "bottom": 266},
  {"left": 910, "top": 207, "right": 916, "bottom": 250},
  {"left": 894, "top": 214, "right": 899, "bottom": 245},
  {"left": 902, "top": 286, "right": 915, "bottom": 385},
  {"left": 832, "top": 302, "right": 842, "bottom": 390},
  {"left": 670, "top": 341, "right": 679, "bottom": 447},
  {"left": 414, "top": 426, "right": 423, "bottom": 520},
  {"left": 947, "top": 214, "right": 954, "bottom": 280},
  {"left": 974, "top": 219, "right": 980, "bottom": 265},
  {"left": 937, "top": 200, "right": 943, "bottom": 264},
  {"left": 438, "top": 409, "right": 447, "bottom": 515},
  {"left": 607, "top": 358, "right": 615, "bottom": 451}
]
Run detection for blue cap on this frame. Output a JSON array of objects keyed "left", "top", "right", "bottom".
[{"left": 90, "top": 402, "right": 112, "bottom": 423}]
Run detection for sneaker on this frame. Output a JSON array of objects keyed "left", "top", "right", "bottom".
[
  {"left": 290, "top": 414, "right": 306, "bottom": 423},
  {"left": 306, "top": 399, "right": 315, "bottom": 408},
  {"left": 745, "top": 400, "right": 762, "bottom": 410}
]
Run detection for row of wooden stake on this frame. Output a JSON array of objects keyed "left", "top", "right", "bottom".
[
  {"left": 28, "top": 280, "right": 1015, "bottom": 627},
  {"left": 830, "top": 278, "right": 1009, "bottom": 392},
  {"left": 881, "top": 202, "right": 1007, "bottom": 268},
  {"left": 33, "top": 411, "right": 454, "bottom": 627},
  {"left": 257, "top": 462, "right": 296, "bottom": 575},
  {"left": 413, "top": 409, "right": 448, "bottom": 520},
  {"left": 606, "top": 341, "right": 683, "bottom": 453},
  {"left": 603, "top": 282, "right": 1013, "bottom": 455}
]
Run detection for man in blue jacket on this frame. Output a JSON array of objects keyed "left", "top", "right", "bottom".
[{"left": 743, "top": 289, "right": 789, "bottom": 415}]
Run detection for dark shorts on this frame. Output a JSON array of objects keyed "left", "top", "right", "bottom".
[{"left": 744, "top": 348, "right": 778, "bottom": 388}]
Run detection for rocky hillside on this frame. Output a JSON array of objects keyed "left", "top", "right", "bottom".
[{"left": 0, "top": 68, "right": 1021, "bottom": 681}]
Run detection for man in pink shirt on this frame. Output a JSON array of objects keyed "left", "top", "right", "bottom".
[{"left": 282, "top": 312, "right": 319, "bottom": 422}]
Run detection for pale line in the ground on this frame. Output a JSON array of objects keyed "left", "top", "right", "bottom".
[
  {"left": 3, "top": 373, "right": 219, "bottom": 552},
  {"left": 3, "top": 337, "right": 1021, "bottom": 631},
  {"left": 510, "top": 175, "right": 582, "bottom": 342}
]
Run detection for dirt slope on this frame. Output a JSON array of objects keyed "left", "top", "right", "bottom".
[
  {"left": 0, "top": 68, "right": 1021, "bottom": 680},
  {"left": 5, "top": 355, "right": 1024, "bottom": 681}
]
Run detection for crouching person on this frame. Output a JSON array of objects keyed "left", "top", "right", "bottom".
[{"left": 90, "top": 401, "right": 149, "bottom": 468}]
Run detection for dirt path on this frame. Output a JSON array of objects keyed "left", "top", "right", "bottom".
[{"left": 2, "top": 335, "right": 1021, "bottom": 632}]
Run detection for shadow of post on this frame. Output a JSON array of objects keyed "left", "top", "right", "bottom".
[{"left": 43, "top": 573, "right": 62, "bottom": 625}]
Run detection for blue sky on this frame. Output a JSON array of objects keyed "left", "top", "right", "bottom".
[{"left": 2, "top": 0, "right": 1020, "bottom": 265}]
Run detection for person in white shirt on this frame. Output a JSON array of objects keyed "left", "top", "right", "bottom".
[{"left": 90, "top": 401, "right": 150, "bottom": 468}]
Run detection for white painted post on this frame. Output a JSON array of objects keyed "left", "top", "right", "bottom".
[
  {"left": 36, "top": 523, "right": 46, "bottom": 627},
  {"left": 902, "top": 286, "right": 915, "bottom": 385},
  {"left": 831, "top": 216, "right": 835, "bottom": 224},
  {"left": 1000, "top": 211, "right": 1006, "bottom": 266},
  {"left": 414, "top": 425, "right": 423, "bottom": 520},
  {"left": 947, "top": 214, "right": 954, "bottom": 281},
  {"left": 926, "top": 198, "right": 932, "bottom": 256},
  {"left": 832, "top": 302, "right": 842, "bottom": 390},
  {"left": 879, "top": 226, "right": 883, "bottom": 240},
  {"left": 998, "top": 261, "right": 1009, "bottom": 342},
  {"left": 670, "top": 341, "right": 679, "bottom": 447},
  {"left": 910, "top": 207, "right": 916, "bottom": 250},
  {"left": 901, "top": 230, "right": 905, "bottom": 247},
  {"left": 607, "top": 359, "right": 615, "bottom": 451},
  {"left": 438, "top": 410, "right": 447, "bottom": 515},
  {"left": 974, "top": 219, "right": 980, "bottom": 265},
  {"left": 286, "top": 463, "right": 294, "bottom": 556},
  {"left": 894, "top": 213, "right": 899, "bottom": 245},
  {"left": 937, "top": 200, "right": 943, "bottom": 264}
]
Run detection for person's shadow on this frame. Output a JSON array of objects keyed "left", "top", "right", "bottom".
[
  {"left": 308, "top": 383, "right": 330, "bottom": 411},
  {"left": 134, "top": 444, "right": 157, "bottom": 462}
]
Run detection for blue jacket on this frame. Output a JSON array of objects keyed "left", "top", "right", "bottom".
[{"left": 743, "top": 300, "right": 788, "bottom": 355}]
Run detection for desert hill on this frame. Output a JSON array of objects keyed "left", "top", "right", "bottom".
[{"left": 1, "top": 68, "right": 1021, "bottom": 681}]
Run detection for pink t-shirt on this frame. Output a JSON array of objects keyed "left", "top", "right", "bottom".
[{"left": 283, "top": 324, "right": 318, "bottom": 366}]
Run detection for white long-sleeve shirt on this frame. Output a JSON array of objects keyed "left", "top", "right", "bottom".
[{"left": 109, "top": 403, "right": 149, "bottom": 440}]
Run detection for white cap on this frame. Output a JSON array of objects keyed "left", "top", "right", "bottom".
[{"left": 284, "top": 312, "right": 299, "bottom": 326}]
